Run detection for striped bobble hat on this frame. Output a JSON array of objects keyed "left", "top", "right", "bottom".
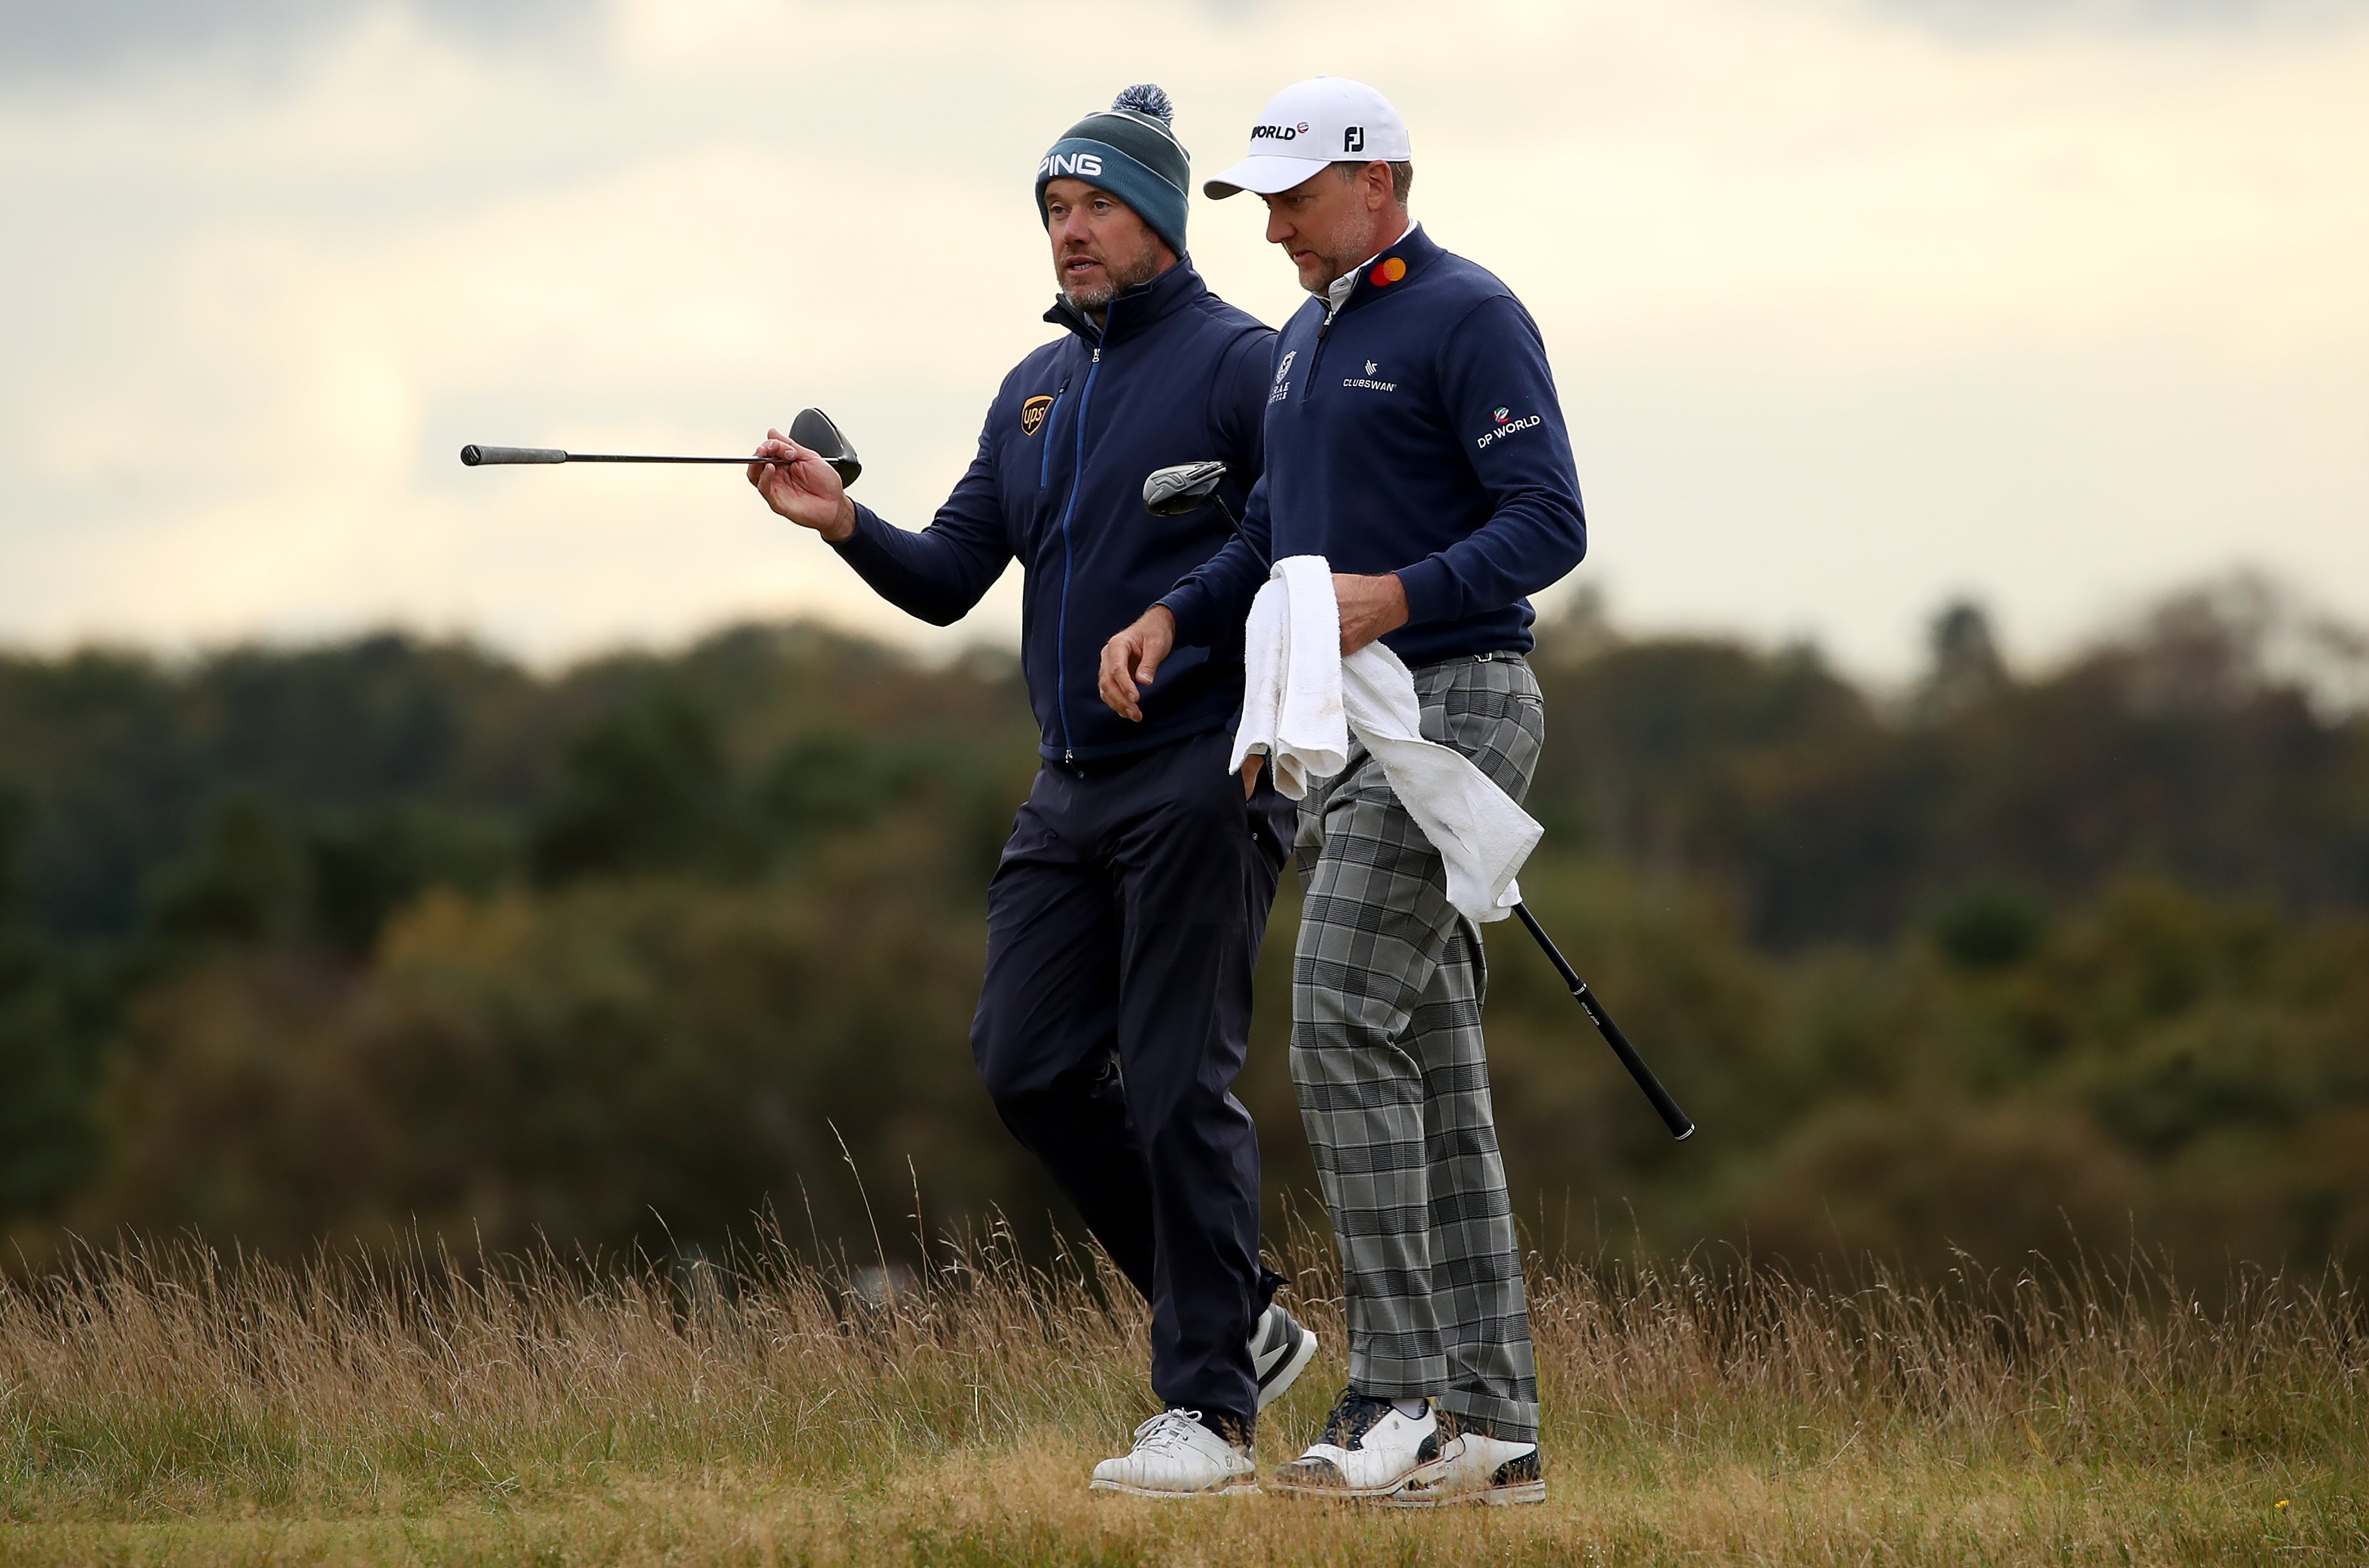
[{"left": 1035, "top": 84, "right": 1191, "bottom": 257}]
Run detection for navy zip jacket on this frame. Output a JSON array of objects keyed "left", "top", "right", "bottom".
[
  {"left": 1159, "top": 227, "right": 1586, "bottom": 667},
  {"left": 829, "top": 259, "right": 1271, "bottom": 762}
]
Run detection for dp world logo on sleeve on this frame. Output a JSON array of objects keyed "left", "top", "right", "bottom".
[
  {"left": 1250, "top": 120, "right": 1312, "bottom": 142},
  {"left": 1476, "top": 405, "right": 1541, "bottom": 449}
]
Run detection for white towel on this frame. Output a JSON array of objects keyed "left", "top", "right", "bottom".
[{"left": 1230, "top": 555, "right": 1543, "bottom": 924}]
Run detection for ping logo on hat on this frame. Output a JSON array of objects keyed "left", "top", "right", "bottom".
[{"left": 1206, "top": 76, "right": 1412, "bottom": 200}]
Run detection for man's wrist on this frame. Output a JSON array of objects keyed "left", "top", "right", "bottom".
[
  {"left": 821, "top": 496, "right": 859, "bottom": 545},
  {"left": 1157, "top": 588, "right": 1208, "bottom": 646},
  {"left": 1392, "top": 559, "right": 1450, "bottom": 627}
]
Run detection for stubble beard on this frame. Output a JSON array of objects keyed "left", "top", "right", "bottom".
[{"left": 1061, "top": 246, "right": 1167, "bottom": 313}]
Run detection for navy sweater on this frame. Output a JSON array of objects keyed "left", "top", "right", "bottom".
[
  {"left": 829, "top": 260, "right": 1272, "bottom": 762},
  {"left": 1159, "top": 227, "right": 1586, "bottom": 667}
]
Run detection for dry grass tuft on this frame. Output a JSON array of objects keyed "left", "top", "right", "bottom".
[{"left": 2, "top": 1224, "right": 2362, "bottom": 1564}]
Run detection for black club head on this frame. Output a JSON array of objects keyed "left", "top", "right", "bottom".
[{"left": 789, "top": 406, "right": 863, "bottom": 488}]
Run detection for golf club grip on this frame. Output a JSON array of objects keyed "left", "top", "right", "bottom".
[
  {"left": 1512, "top": 902, "right": 1696, "bottom": 1141},
  {"left": 460, "top": 445, "right": 565, "bottom": 466}
]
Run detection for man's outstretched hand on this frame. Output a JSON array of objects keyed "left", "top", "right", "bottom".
[
  {"left": 748, "top": 429, "right": 857, "bottom": 543},
  {"left": 1098, "top": 606, "right": 1177, "bottom": 723}
]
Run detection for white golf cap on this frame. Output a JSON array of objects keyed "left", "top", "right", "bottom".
[{"left": 1204, "top": 76, "right": 1412, "bottom": 199}]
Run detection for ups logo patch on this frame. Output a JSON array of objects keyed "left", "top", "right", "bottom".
[{"left": 1021, "top": 395, "right": 1054, "bottom": 436}]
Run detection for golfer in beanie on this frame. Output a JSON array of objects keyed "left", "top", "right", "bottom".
[{"left": 749, "top": 86, "right": 1315, "bottom": 1496}]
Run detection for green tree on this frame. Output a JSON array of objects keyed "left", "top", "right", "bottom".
[{"left": 0, "top": 790, "right": 102, "bottom": 1215}]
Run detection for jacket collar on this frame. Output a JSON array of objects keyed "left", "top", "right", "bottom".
[
  {"left": 1044, "top": 256, "right": 1208, "bottom": 348},
  {"left": 1320, "top": 223, "right": 1443, "bottom": 329}
]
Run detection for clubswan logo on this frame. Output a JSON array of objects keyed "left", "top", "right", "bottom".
[
  {"left": 1250, "top": 120, "right": 1313, "bottom": 142},
  {"left": 1037, "top": 151, "right": 1104, "bottom": 179},
  {"left": 1021, "top": 395, "right": 1053, "bottom": 435},
  {"left": 1344, "top": 357, "right": 1396, "bottom": 392},
  {"left": 1476, "top": 407, "right": 1542, "bottom": 449}
]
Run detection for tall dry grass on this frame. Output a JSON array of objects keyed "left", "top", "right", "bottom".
[{"left": 2, "top": 1220, "right": 2362, "bottom": 1563}]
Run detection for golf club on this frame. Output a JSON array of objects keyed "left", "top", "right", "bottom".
[
  {"left": 1141, "top": 458, "right": 1694, "bottom": 1140},
  {"left": 1512, "top": 902, "right": 1694, "bottom": 1140},
  {"left": 461, "top": 406, "right": 862, "bottom": 488},
  {"left": 1141, "top": 460, "right": 1237, "bottom": 530}
]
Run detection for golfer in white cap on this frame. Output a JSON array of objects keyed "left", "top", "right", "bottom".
[{"left": 1103, "top": 75, "right": 1587, "bottom": 1505}]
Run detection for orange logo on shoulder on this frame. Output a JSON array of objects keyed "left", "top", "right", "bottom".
[{"left": 1370, "top": 257, "right": 1407, "bottom": 287}]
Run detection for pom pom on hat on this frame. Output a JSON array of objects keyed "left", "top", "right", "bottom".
[{"left": 1111, "top": 83, "right": 1174, "bottom": 124}]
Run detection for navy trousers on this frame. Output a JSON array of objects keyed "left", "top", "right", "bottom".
[{"left": 971, "top": 727, "right": 1295, "bottom": 1430}]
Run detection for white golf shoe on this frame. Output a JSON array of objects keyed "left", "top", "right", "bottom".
[
  {"left": 1270, "top": 1388, "right": 1441, "bottom": 1499},
  {"left": 1386, "top": 1412, "right": 1546, "bottom": 1506},
  {"left": 1250, "top": 1303, "right": 1318, "bottom": 1410},
  {"left": 1089, "top": 1409, "right": 1259, "bottom": 1497}
]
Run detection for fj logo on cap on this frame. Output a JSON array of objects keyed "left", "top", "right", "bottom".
[
  {"left": 1022, "top": 395, "right": 1053, "bottom": 435},
  {"left": 1344, "top": 126, "right": 1365, "bottom": 153}
]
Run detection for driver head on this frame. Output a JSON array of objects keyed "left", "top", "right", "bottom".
[
  {"left": 1142, "top": 460, "right": 1228, "bottom": 516},
  {"left": 789, "top": 406, "right": 862, "bottom": 487}
]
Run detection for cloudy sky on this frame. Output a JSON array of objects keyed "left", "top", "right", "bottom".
[{"left": 3, "top": 0, "right": 2363, "bottom": 679}]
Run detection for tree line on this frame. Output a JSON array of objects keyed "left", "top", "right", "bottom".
[{"left": 3, "top": 579, "right": 2364, "bottom": 1274}]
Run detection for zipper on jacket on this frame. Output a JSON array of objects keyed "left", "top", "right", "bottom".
[
  {"left": 1038, "top": 375, "right": 1070, "bottom": 489},
  {"left": 1053, "top": 344, "right": 1103, "bottom": 763}
]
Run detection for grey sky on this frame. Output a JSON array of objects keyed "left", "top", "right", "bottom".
[
  {"left": 0, "top": 0, "right": 568, "bottom": 76},
  {"left": 1, "top": 0, "right": 2363, "bottom": 682}
]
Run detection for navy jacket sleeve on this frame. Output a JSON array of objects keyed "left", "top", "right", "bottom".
[
  {"left": 828, "top": 408, "right": 1013, "bottom": 628},
  {"left": 1158, "top": 478, "right": 1272, "bottom": 647},
  {"left": 1394, "top": 294, "right": 1587, "bottom": 627},
  {"left": 1156, "top": 331, "right": 1276, "bottom": 647}
]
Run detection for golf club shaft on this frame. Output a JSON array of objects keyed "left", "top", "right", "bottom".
[
  {"left": 461, "top": 447, "right": 796, "bottom": 465},
  {"left": 1512, "top": 902, "right": 1694, "bottom": 1140},
  {"left": 574, "top": 454, "right": 795, "bottom": 463}
]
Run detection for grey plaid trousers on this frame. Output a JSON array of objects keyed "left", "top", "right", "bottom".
[{"left": 1291, "top": 652, "right": 1544, "bottom": 1442}]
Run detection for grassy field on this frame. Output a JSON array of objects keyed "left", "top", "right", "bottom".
[{"left": 1, "top": 1225, "right": 2361, "bottom": 1565}]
